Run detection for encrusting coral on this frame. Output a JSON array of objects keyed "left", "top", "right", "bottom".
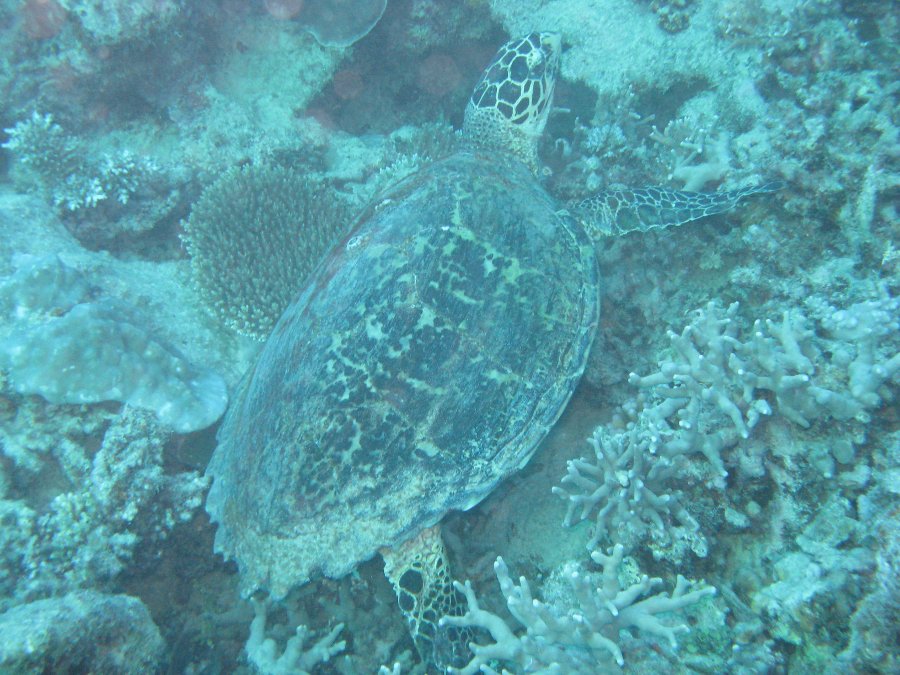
[
  {"left": 0, "top": 256, "right": 227, "bottom": 434},
  {"left": 1, "top": 300, "right": 227, "bottom": 434}
]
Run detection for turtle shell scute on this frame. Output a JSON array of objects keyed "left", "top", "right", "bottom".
[{"left": 205, "top": 151, "right": 600, "bottom": 599}]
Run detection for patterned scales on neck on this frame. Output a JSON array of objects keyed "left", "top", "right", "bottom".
[
  {"left": 204, "top": 31, "right": 782, "bottom": 672},
  {"left": 462, "top": 32, "right": 560, "bottom": 172}
]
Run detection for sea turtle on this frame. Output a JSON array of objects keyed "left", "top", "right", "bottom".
[{"left": 205, "top": 32, "right": 778, "bottom": 669}]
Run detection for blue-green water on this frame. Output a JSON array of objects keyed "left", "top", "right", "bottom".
[{"left": 0, "top": 1, "right": 896, "bottom": 673}]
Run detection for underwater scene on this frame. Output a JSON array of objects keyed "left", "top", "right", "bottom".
[{"left": 0, "top": 0, "right": 897, "bottom": 673}]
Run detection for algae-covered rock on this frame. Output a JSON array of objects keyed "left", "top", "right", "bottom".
[{"left": 0, "top": 591, "right": 164, "bottom": 674}]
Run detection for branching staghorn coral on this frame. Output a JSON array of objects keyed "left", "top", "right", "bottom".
[
  {"left": 245, "top": 598, "right": 345, "bottom": 675},
  {"left": 628, "top": 299, "right": 898, "bottom": 433},
  {"left": 819, "top": 296, "right": 900, "bottom": 409},
  {"left": 2, "top": 113, "right": 179, "bottom": 250},
  {"left": 553, "top": 422, "right": 704, "bottom": 553},
  {"left": 3, "top": 113, "right": 162, "bottom": 214},
  {"left": 441, "top": 547, "right": 714, "bottom": 673},
  {"left": 649, "top": 112, "right": 732, "bottom": 191},
  {"left": 556, "top": 298, "right": 899, "bottom": 552}
]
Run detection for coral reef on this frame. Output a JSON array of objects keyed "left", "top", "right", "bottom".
[
  {"left": 557, "top": 298, "right": 898, "bottom": 555},
  {"left": 488, "top": 0, "right": 735, "bottom": 106},
  {"left": 182, "top": 164, "right": 352, "bottom": 339},
  {"left": 245, "top": 598, "right": 345, "bottom": 675},
  {"left": 2, "top": 113, "right": 179, "bottom": 250},
  {"left": 835, "top": 438, "right": 900, "bottom": 673},
  {"left": 58, "top": 0, "right": 182, "bottom": 43},
  {"left": 20, "top": 0, "right": 67, "bottom": 41},
  {"left": 649, "top": 0, "right": 697, "bottom": 34},
  {"left": 0, "top": 0, "right": 896, "bottom": 671},
  {"left": 0, "top": 407, "right": 207, "bottom": 608},
  {"left": 442, "top": 548, "right": 714, "bottom": 672}
]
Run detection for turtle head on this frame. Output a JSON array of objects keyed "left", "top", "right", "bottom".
[{"left": 463, "top": 32, "right": 561, "bottom": 173}]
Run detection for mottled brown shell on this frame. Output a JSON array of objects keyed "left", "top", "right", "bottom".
[{"left": 205, "top": 151, "right": 599, "bottom": 598}]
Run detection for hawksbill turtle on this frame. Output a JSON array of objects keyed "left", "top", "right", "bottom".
[{"left": 205, "top": 32, "right": 779, "bottom": 669}]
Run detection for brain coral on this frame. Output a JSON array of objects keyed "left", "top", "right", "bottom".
[{"left": 182, "top": 164, "right": 351, "bottom": 339}]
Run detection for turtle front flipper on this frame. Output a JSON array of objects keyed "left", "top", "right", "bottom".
[
  {"left": 381, "top": 526, "right": 478, "bottom": 671},
  {"left": 570, "top": 181, "right": 784, "bottom": 238}
]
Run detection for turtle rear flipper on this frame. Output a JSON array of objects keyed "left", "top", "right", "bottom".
[
  {"left": 571, "top": 181, "right": 785, "bottom": 238},
  {"left": 381, "top": 526, "right": 479, "bottom": 671}
]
